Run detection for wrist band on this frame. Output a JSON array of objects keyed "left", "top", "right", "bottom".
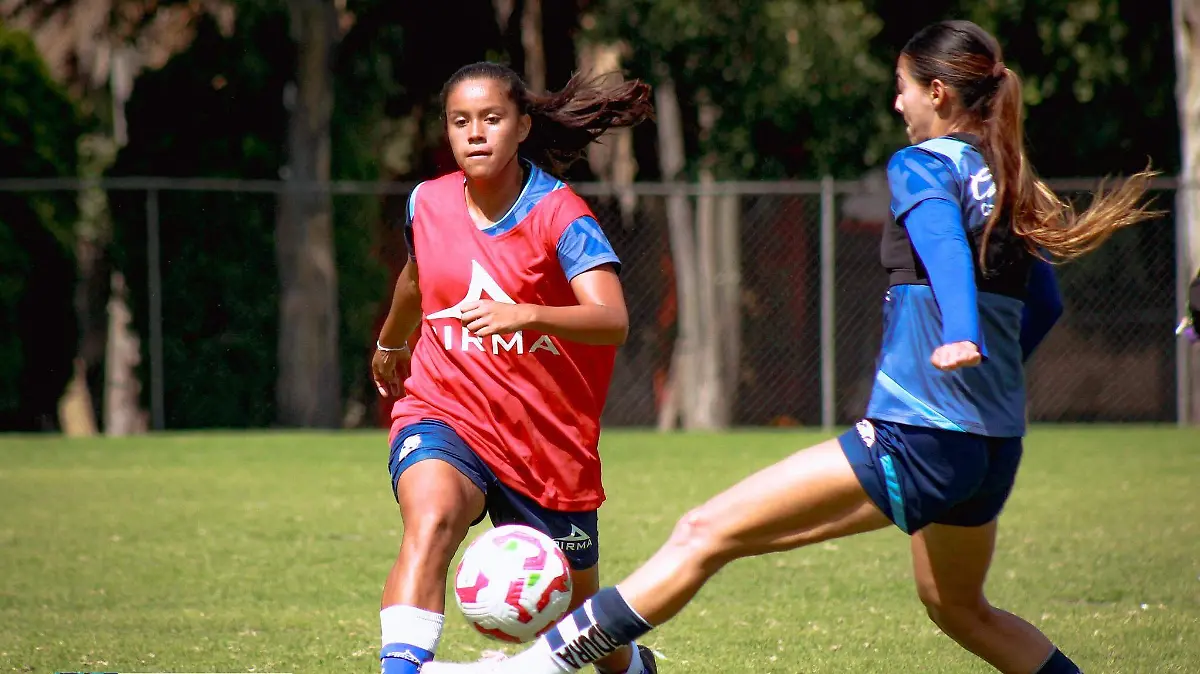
[{"left": 377, "top": 340, "right": 409, "bottom": 352}]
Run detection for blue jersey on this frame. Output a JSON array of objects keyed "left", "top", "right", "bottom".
[
  {"left": 403, "top": 159, "right": 621, "bottom": 281},
  {"left": 866, "top": 136, "right": 1061, "bottom": 437}
]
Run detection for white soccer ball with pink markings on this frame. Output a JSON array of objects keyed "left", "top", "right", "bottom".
[{"left": 453, "top": 524, "right": 574, "bottom": 643}]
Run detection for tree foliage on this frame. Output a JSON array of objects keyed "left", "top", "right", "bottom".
[
  {"left": 109, "top": 6, "right": 291, "bottom": 428},
  {"left": 0, "top": 24, "right": 84, "bottom": 431},
  {"left": 106, "top": 0, "right": 408, "bottom": 428},
  {"left": 958, "top": 0, "right": 1177, "bottom": 175},
  {"left": 587, "top": 0, "right": 901, "bottom": 179}
]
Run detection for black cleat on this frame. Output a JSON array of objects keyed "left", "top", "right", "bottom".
[{"left": 637, "top": 645, "right": 658, "bottom": 674}]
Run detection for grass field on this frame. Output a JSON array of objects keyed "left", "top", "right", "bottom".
[{"left": 1, "top": 427, "right": 1198, "bottom": 673}]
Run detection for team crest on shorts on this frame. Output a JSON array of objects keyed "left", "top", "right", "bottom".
[
  {"left": 399, "top": 434, "right": 422, "bottom": 461},
  {"left": 855, "top": 420, "right": 876, "bottom": 447}
]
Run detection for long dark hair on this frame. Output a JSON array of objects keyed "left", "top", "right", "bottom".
[
  {"left": 440, "top": 62, "right": 654, "bottom": 177},
  {"left": 901, "top": 20, "right": 1160, "bottom": 266}
]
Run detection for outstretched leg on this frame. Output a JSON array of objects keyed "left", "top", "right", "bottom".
[
  {"left": 616, "top": 438, "right": 888, "bottom": 624},
  {"left": 381, "top": 458, "right": 485, "bottom": 674},
  {"left": 424, "top": 438, "right": 892, "bottom": 673},
  {"left": 912, "top": 521, "right": 1082, "bottom": 673}
]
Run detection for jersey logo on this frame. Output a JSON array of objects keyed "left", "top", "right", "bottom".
[
  {"left": 970, "top": 166, "right": 996, "bottom": 217},
  {"left": 427, "top": 260, "right": 516, "bottom": 319},
  {"left": 426, "top": 260, "right": 561, "bottom": 356}
]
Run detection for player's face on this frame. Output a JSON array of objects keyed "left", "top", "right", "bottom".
[
  {"left": 445, "top": 78, "right": 531, "bottom": 182},
  {"left": 894, "top": 57, "right": 935, "bottom": 144}
]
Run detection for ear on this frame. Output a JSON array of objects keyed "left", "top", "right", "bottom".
[
  {"left": 929, "top": 78, "right": 951, "bottom": 112},
  {"left": 517, "top": 113, "right": 531, "bottom": 143}
]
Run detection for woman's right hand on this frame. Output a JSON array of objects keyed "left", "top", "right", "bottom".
[
  {"left": 930, "top": 341, "right": 982, "bottom": 372},
  {"left": 372, "top": 343, "right": 411, "bottom": 398}
]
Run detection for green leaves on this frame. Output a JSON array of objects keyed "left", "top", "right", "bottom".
[
  {"left": 587, "top": 0, "right": 897, "bottom": 178},
  {"left": 584, "top": 0, "right": 1174, "bottom": 179},
  {"left": 0, "top": 24, "right": 81, "bottom": 428}
]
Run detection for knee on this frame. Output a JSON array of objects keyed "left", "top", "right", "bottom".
[
  {"left": 917, "top": 587, "right": 992, "bottom": 637},
  {"left": 400, "top": 506, "right": 469, "bottom": 561},
  {"left": 665, "top": 505, "right": 738, "bottom": 567}
]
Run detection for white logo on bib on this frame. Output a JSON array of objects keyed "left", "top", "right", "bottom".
[{"left": 425, "top": 260, "right": 560, "bottom": 356}]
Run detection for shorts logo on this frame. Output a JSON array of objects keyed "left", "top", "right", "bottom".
[
  {"left": 398, "top": 434, "right": 422, "bottom": 462},
  {"left": 553, "top": 523, "right": 594, "bottom": 553},
  {"left": 855, "top": 419, "right": 876, "bottom": 448}
]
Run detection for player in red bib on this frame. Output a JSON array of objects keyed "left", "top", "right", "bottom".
[{"left": 369, "top": 62, "right": 655, "bottom": 674}]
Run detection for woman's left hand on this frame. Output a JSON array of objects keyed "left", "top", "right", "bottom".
[
  {"left": 460, "top": 300, "right": 534, "bottom": 337},
  {"left": 931, "top": 341, "right": 982, "bottom": 371}
]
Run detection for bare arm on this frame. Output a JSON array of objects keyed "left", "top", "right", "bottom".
[
  {"left": 526, "top": 265, "right": 629, "bottom": 346},
  {"left": 460, "top": 264, "right": 629, "bottom": 346},
  {"left": 372, "top": 260, "right": 421, "bottom": 397},
  {"left": 378, "top": 260, "right": 422, "bottom": 348}
]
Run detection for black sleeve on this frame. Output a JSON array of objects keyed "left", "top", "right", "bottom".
[
  {"left": 1189, "top": 268, "right": 1200, "bottom": 325},
  {"left": 403, "top": 209, "right": 416, "bottom": 262},
  {"left": 402, "top": 185, "right": 419, "bottom": 262}
]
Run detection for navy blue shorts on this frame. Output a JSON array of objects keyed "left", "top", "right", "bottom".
[
  {"left": 838, "top": 419, "right": 1023, "bottom": 534},
  {"left": 388, "top": 420, "right": 599, "bottom": 570}
]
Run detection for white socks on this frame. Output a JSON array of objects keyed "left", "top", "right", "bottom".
[{"left": 381, "top": 604, "right": 445, "bottom": 651}]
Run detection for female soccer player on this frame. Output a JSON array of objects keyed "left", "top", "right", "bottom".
[
  {"left": 370, "top": 63, "right": 655, "bottom": 674},
  {"left": 425, "top": 20, "right": 1160, "bottom": 674}
]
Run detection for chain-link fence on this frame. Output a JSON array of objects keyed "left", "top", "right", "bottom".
[
  {"left": 577, "top": 179, "right": 1188, "bottom": 428},
  {"left": 3, "top": 176, "right": 1190, "bottom": 431}
]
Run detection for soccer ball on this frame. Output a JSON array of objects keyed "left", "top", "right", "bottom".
[{"left": 453, "top": 524, "right": 574, "bottom": 643}]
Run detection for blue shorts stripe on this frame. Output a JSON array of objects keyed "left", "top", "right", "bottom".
[{"left": 878, "top": 454, "right": 909, "bottom": 533}]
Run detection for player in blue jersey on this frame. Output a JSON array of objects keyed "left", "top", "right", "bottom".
[{"left": 424, "top": 20, "right": 1160, "bottom": 674}]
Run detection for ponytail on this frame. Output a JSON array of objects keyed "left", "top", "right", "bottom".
[
  {"left": 521, "top": 73, "right": 654, "bottom": 176},
  {"left": 980, "top": 67, "right": 1160, "bottom": 265}
]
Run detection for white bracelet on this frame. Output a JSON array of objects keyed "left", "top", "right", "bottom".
[{"left": 377, "top": 340, "right": 410, "bottom": 353}]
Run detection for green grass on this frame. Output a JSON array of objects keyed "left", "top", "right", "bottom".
[{"left": 1, "top": 427, "right": 1198, "bottom": 673}]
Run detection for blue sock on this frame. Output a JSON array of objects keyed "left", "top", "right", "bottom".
[
  {"left": 1036, "top": 648, "right": 1082, "bottom": 674},
  {"left": 542, "top": 587, "right": 651, "bottom": 670},
  {"left": 380, "top": 643, "right": 433, "bottom": 674}
]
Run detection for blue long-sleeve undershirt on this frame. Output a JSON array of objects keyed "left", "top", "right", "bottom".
[
  {"left": 1019, "top": 257, "right": 1063, "bottom": 361},
  {"left": 902, "top": 197, "right": 986, "bottom": 357}
]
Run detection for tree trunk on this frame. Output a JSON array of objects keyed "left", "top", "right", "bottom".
[
  {"left": 1174, "top": 0, "right": 1200, "bottom": 424},
  {"left": 492, "top": 0, "right": 515, "bottom": 34},
  {"left": 654, "top": 68, "right": 702, "bottom": 431},
  {"left": 695, "top": 166, "right": 724, "bottom": 428},
  {"left": 696, "top": 98, "right": 729, "bottom": 424},
  {"left": 277, "top": 0, "right": 341, "bottom": 428},
  {"left": 521, "top": 0, "right": 545, "bottom": 90},
  {"left": 63, "top": 135, "right": 117, "bottom": 437},
  {"left": 81, "top": 48, "right": 142, "bottom": 436},
  {"left": 717, "top": 191, "right": 742, "bottom": 424},
  {"left": 104, "top": 272, "right": 147, "bottom": 435}
]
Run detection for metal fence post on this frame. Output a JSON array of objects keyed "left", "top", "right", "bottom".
[
  {"left": 820, "top": 175, "right": 836, "bottom": 432},
  {"left": 146, "top": 188, "right": 165, "bottom": 431}
]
